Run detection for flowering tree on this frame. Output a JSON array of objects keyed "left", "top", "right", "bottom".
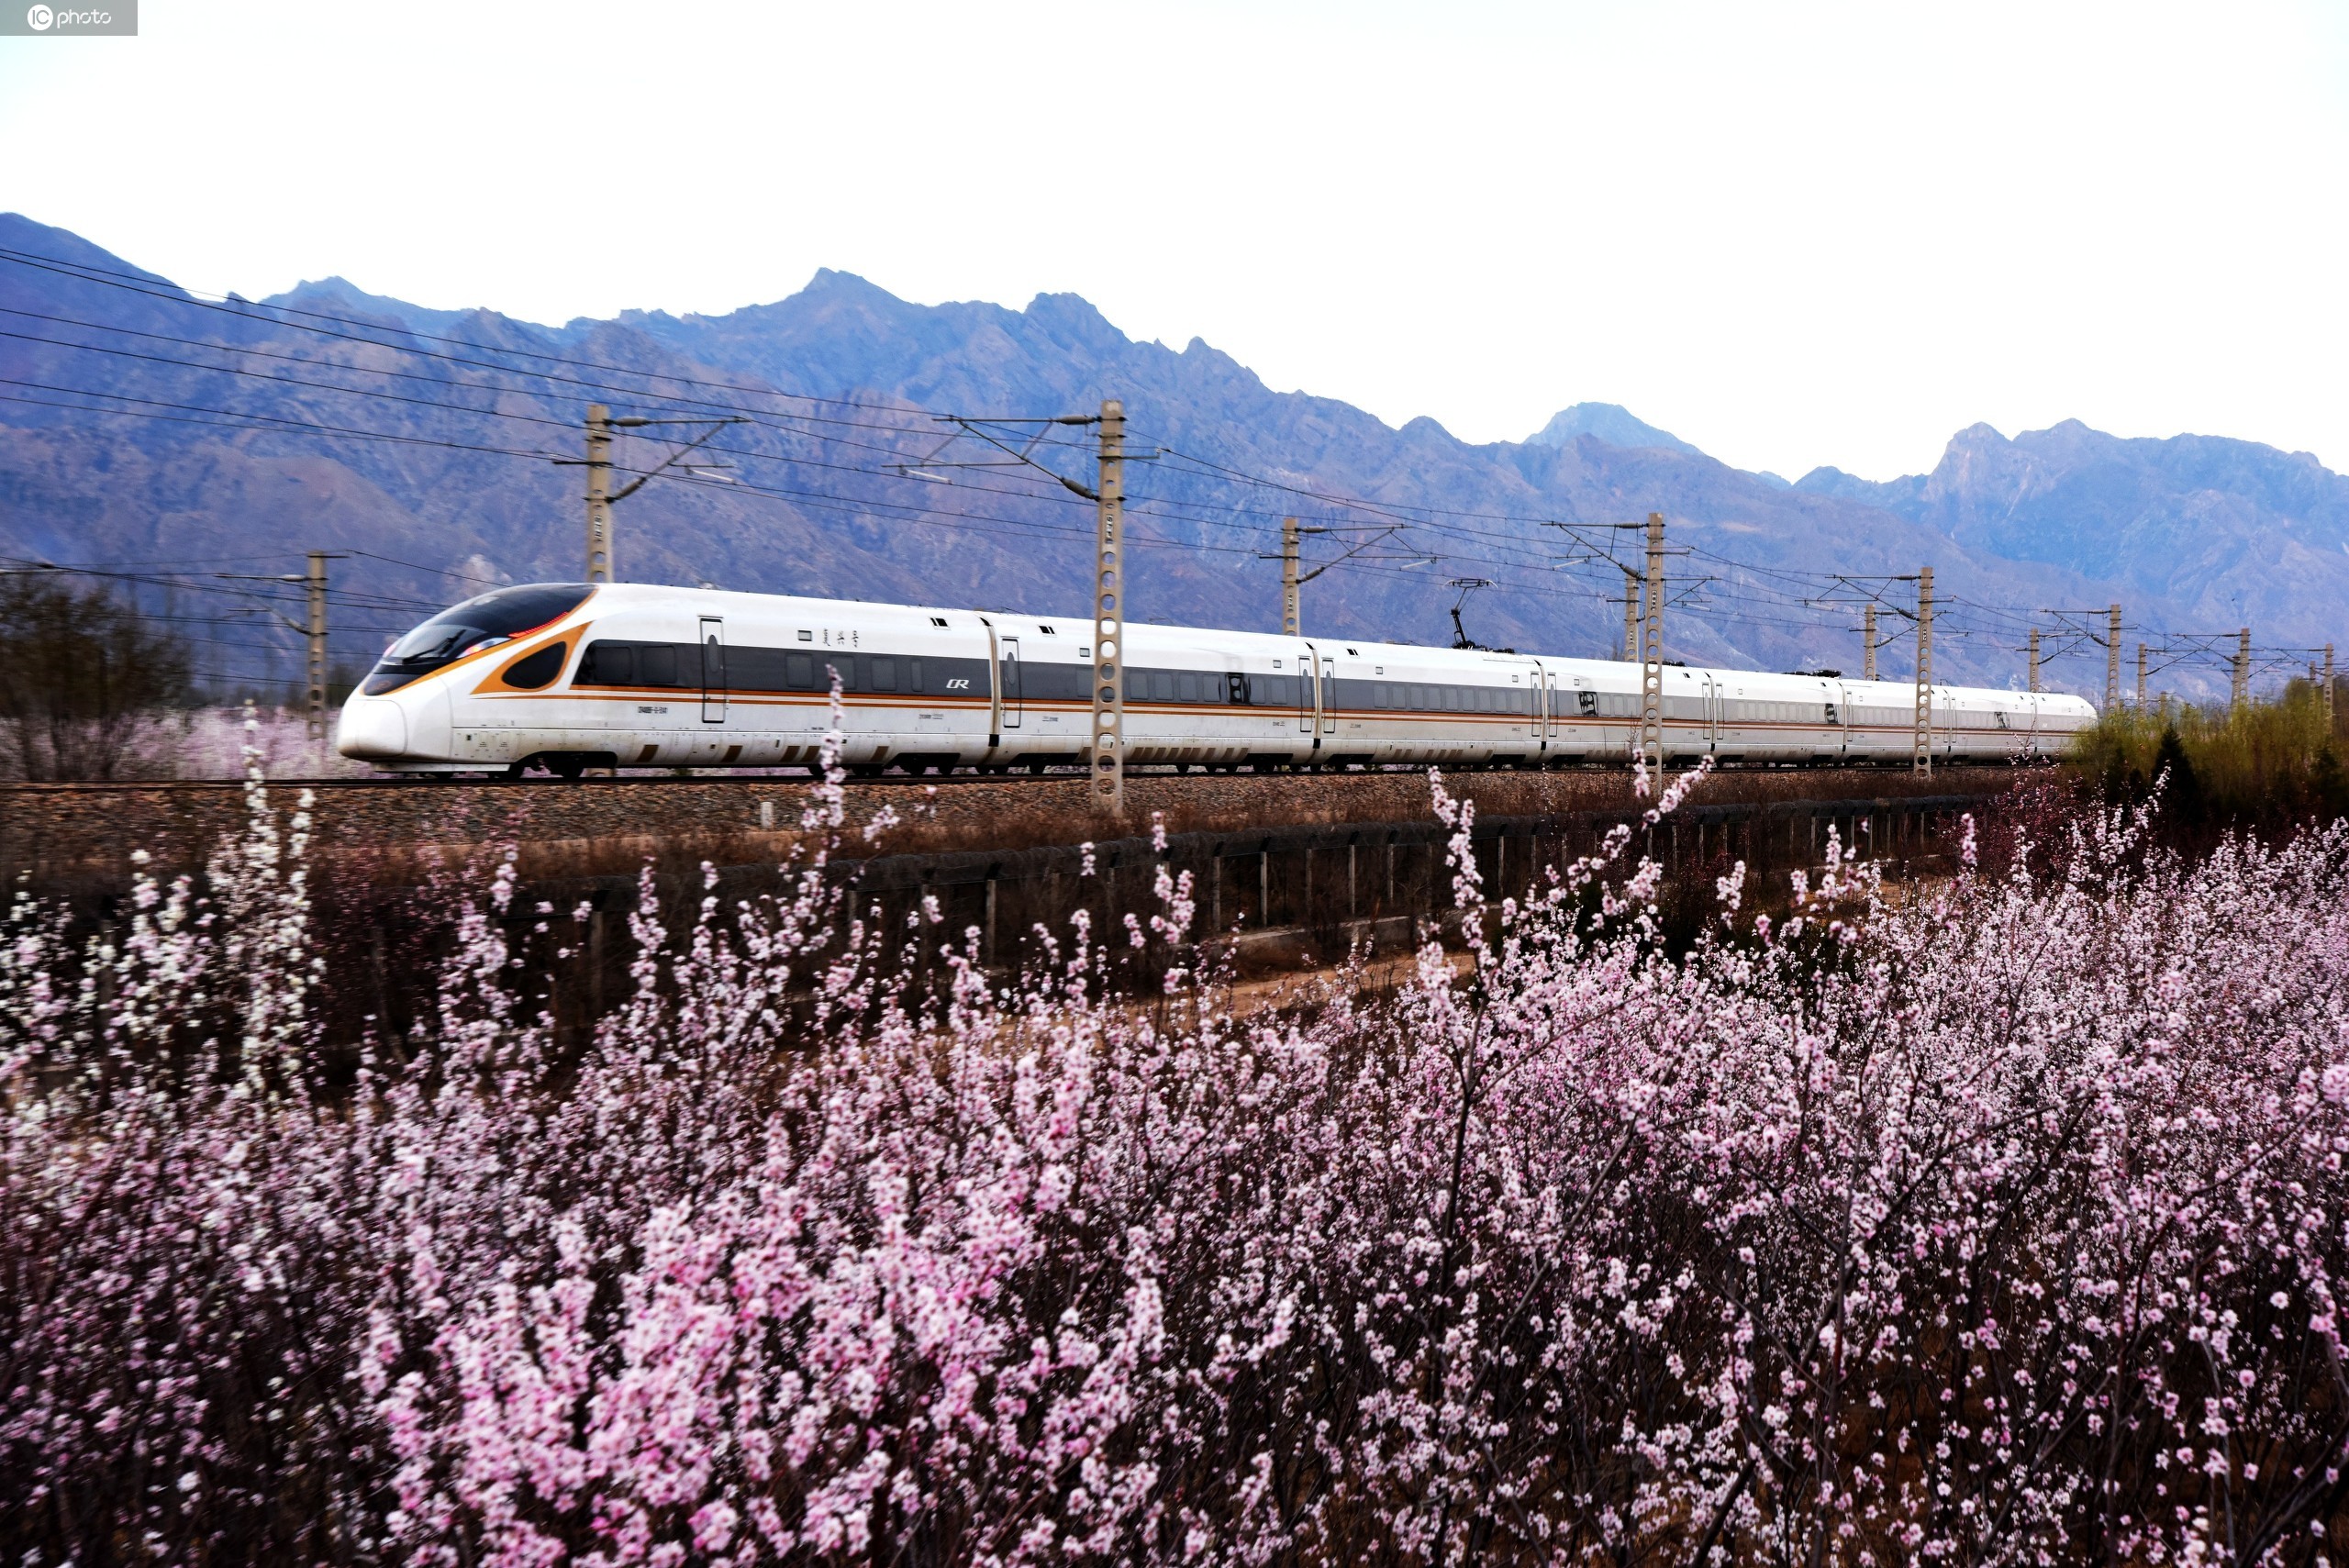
[{"left": 5, "top": 720, "right": 2349, "bottom": 1564}]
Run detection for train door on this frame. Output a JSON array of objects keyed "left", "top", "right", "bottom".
[
  {"left": 998, "top": 637, "right": 1022, "bottom": 728},
  {"left": 699, "top": 617, "right": 726, "bottom": 723},
  {"left": 1703, "top": 673, "right": 1721, "bottom": 752},
  {"left": 1296, "top": 650, "right": 1314, "bottom": 734},
  {"left": 1529, "top": 660, "right": 1549, "bottom": 751},
  {"left": 979, "top": 617, "right": 1003, "bottom": 745},
  {"left": 1319, "top": 652, "right": 1336, "bottom": 734}
]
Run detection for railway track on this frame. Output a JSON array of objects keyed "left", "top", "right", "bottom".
[{"left": 0, "top": 759, "right": 2029, "bottom": 795}]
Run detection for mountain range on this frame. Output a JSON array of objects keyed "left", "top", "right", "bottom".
[{"left": 0, "top": 210, "right": 2340, "bottom": 701}]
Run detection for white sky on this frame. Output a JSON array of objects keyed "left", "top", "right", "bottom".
[{"left": 3, "top": 0, "right": 2346, "bottom": 481}]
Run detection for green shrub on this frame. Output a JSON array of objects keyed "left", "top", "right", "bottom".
[{"left": 2068, "top": 678, "right": 2349, "bottom": 825}]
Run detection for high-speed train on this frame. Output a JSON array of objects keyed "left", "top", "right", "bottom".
[{"left": 337, "top": 582, "right": 2098, "bottom": 776}]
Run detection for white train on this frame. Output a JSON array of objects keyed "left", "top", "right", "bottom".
[{"left": 336, "top": 582, "right": 2098, "bottom": 775}]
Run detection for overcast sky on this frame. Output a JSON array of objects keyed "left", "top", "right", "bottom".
[{"left": 4, "top": 0, "right": 2344, "bottom": 481}]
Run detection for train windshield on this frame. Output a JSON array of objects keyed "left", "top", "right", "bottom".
[{"left": 362, "top": 584, "right": 594, "bottom": 695}]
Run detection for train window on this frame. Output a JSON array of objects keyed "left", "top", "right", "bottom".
[
  {"left": 500, "top": 642, "right": 568, "bottom": 690},
  {"left": 1825, "top": 703, "right": 1839, "bottom": 724},
  {"left": 728, "top": 647, "right": 784, "bottom": 692},
  {"left": 1577, "top": 690, "right": 1598, "bottom": 717},
  {"left": 785, "top": 652, "right": 814, "bottom": 689},
  {"left": 907, "top": 659, "right": 924, "bottom": 693},
  {"left": 362, "top": 583, "right": 596, "bottom": 694},
  {"left": 871, "top": 656, "right": 897, "bottom": 692},
  {"left": 641, "top": 645, "right": 678, "bottom": 686},
  {"left": 581, "top": 642, "right": 633, "bottom": 684}
]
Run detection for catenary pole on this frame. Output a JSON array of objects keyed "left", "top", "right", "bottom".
[
  {"left": 2327, "top": 643, "right": 2336, "bottom": 731},
  {"left": 2028, "top": 627, "right": 2040, "bottom": 693},
  {"left": 1090, "top": 398, "right": 1127, "bottom": 815},
  {"left": 1621, "top": 568, "right": 1640, "bottom": 662},
  {"left": 584, "top": 405, "right": 614, "bottom": 584},
  {"left": 1864, "top": 603, "right": 1877, "bottom": 682},
  {"left": 2233, "top": 628, "right": 2251, "bottom": 711},
  {"left": 1638, "top": 512, "right": 1664, "bottom": 777},
  {"left": 2136, "top": 642, "right": 2147, "bottom": 709},
  {"left": 1281, "top": 516, "right": 1300, "bottom": 637},
  {"left": 1912, "top": 566, "right": 1933, "bottom": 775},
  {"left": 2106, "top": 604, "right": 2121, "bottom": 711},
  {"left": 306, "top": 551, "right": 330, "bottom": 744}
]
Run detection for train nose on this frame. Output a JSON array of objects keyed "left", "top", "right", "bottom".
[{"left": 336, "top": 695, "right": 407, "bottom": 759}]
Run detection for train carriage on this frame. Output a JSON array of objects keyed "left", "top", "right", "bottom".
[{"left": 339, "top": 582, "right": 2098, "bottom": 774}]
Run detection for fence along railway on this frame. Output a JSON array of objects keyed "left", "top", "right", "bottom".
[{"left": 0, "top": 764, "right": 1997, "bottom": 1050}]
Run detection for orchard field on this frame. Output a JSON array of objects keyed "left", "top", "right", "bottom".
[{"left": 6, "top": 735, "right": 2349, "bottom": 1566}]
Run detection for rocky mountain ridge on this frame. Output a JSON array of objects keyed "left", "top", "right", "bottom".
[{"left": 0, "top": 212, "right": 2335, "bottom": 700}]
